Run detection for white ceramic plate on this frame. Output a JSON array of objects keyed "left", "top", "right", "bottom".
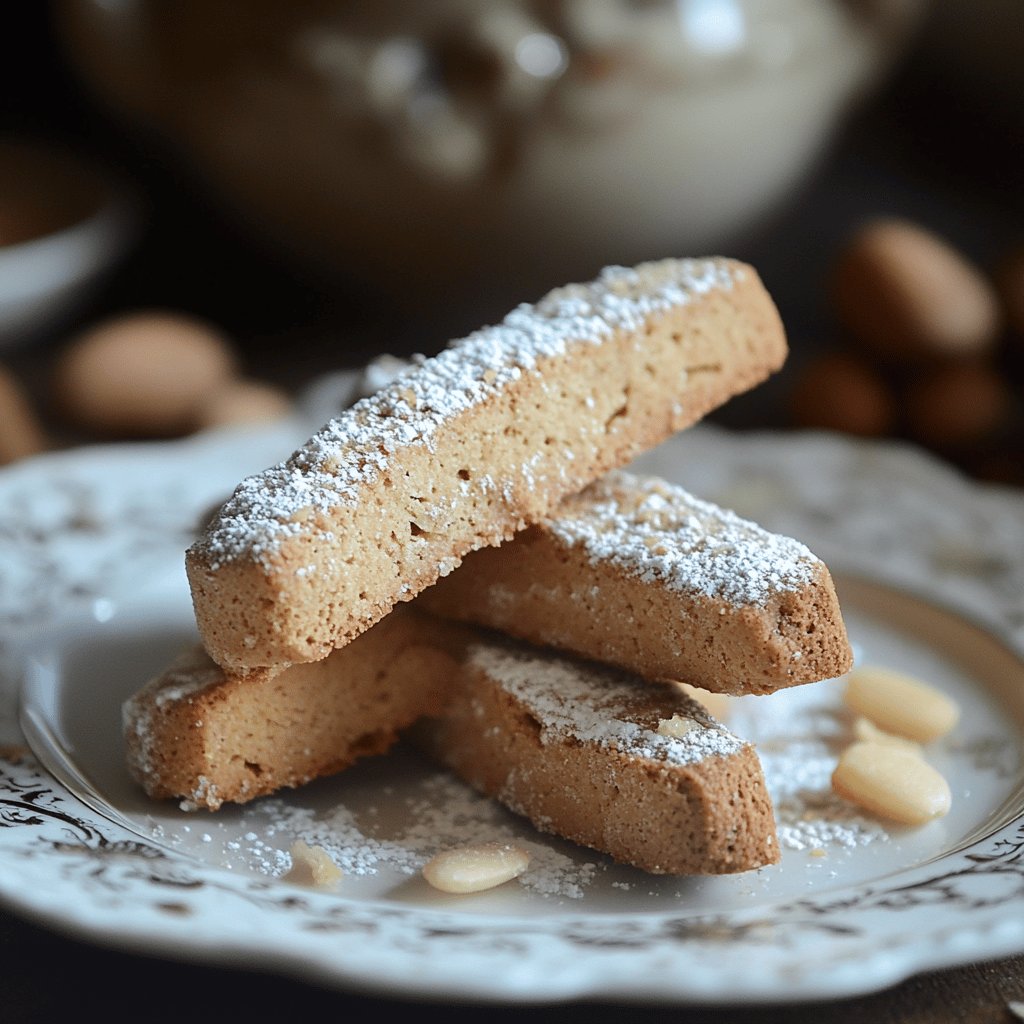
[{"left": 2, "top": 373, "right": 1023, "bottom": 1006}]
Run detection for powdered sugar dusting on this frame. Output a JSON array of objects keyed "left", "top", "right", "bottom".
[
  {"left": 149, "top": 767, "right": 599, "bottom": 899},
  {"left": 282, "top": 773, "right": 599, "bottom": 899},
  {"left": 761, "top": 743, "right": 888, "bottom": 852},
  {"left": 140, "top": 677, "right": 893, "bottom": 899},
  {"left": 548, "top": 469, "right": 819, "bottom": 606},
  {"left": 190, "top": 258, "right": 740, "bottom": 569},
  {"left": 467, "top": 638, "right": 744, "bottom": 765}
]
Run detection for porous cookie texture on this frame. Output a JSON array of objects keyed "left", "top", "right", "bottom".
[
  {"left": 186, "top": 257, "right": 787, "bottom": 672},
  {"left": 409, "top": 636, "right": 779, "bottom": 875},
  {"left": 421, "top": 469, "right": 852, "bottom": 695},
  {"left": 122, "top": 608, "right": 457, "bottom": 810}
]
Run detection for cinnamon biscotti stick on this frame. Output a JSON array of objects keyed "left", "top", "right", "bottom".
[
  {"left": 421, "top": 469, "right": 852, "bottom": 695},
  {"left": 122, "top": 607, "right": 460, "bottom": 811},
  {"left": 407, "top": 634, "right": 779, "bottom": 875},
  {"left": 186, "top": 257, "right": 787, "bottom": 672}
]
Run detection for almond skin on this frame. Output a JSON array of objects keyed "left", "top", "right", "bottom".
[{"left": 832, "top": 218, "right": 1002, "bottom": 363}]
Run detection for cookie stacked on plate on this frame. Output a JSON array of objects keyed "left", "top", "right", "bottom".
[{"left": 123, "top": 257, "right": 852, "bottom": 875}]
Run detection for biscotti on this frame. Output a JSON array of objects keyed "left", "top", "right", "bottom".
[
  {"left": 421, "top": 469, "right": 852, "bottom": 695},
  {"left": 186, "top": 257, "right": 788, "bottom": 672},
  {"left": 408, "top": 634, "right": 779, "bottom": 875},
  {"left": 127, "top": 466, "right": 849, "bottom": 814},
  {"left": 123, "top": 611, "right": 777, "bottom": 874},
  {"left": 122, "top": 607, "right": 461, "bottom": 810}
]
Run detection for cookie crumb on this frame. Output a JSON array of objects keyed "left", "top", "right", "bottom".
[{"left": 284, "top": 840, "right": 344, "bottom": 889}]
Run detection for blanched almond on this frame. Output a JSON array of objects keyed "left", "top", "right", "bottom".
[
  {"left": 676, "top": 682, "right": 733, "bottom": 721},
  {"left": 852, "top": 715, "right": 923, "bottom": 754},
  {"left": 284, "top": 840, "right": 343, "bottom": 889},
  {"left": 843, "top": 666, "right": 960, "bottom": 743},
  {"left": 832, "top": 741, "right": 951, "bottom": 825},
  {"left": 422, "top": 842, "right": 530, "bottom": 894}
]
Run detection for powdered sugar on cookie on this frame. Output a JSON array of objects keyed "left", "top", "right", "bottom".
[
  {"left": 549, "top": 470, "right": 819, "bottom": 607},
  {"left": 186, "top": 255, "right": 786, "bottom": 672},
  {"left": 466, "top": 639, "right": 744, "bottom": 766},
  {"left": 192, "top": 258, "right": 741, "bottom": 571}
]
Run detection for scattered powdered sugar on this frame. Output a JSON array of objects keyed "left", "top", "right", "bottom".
[
  {"left": 191, "top": 258, "right": 740, "bottom": 569},
  {"left": 248, "top": 800, "right": 422, "bottom": 877},
  {"left": 759, "top": 742, "right": 889, "bottom": 851},
  {"left": 142, "top": 678, "right": 895, "bottom": 900},
  {"left": 467, "top": 637, "right": 745, "bottom": 765},
  {"left": 149, "top": 768, "right": 599, "bottom": 899},
  {"left": 731, "top": 689, "right": 890, "bottom": 853},
  {"left": 548, "top": 470, "right": 819, "bottom": 606}
]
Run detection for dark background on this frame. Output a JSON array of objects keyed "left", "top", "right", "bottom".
[{"left": 1, "top": 5, "right": 1023, "bottom": 1021}]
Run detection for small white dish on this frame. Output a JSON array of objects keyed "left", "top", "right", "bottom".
[{"left": 0, "top": 141, "right": 138, "bottom": 349}]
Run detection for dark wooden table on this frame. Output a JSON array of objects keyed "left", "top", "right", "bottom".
[{"left": 2, "top": 7, "right": 1023, "bottom": 1020}]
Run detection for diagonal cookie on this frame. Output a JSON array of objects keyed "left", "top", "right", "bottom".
[
  {"left": 407, "top": 634, "right": 779, "bottom": 875},
  {"left": 420, "top": 469, "right": 852, "bottom": 695},
  {"left": 186, "top": 257, "right": 787, "bottom": 673}
]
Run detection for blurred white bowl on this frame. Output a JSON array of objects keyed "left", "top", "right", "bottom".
[
  {"left": 0, "top": 144, "right": 137, "bottom": 351},
  {"left": 57, "top": 0, "right": 927, "bottom": 319}
]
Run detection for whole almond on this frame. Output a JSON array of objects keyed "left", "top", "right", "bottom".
[
  {"left": 843, "top": 666, "right": 960, "bottom": 744},
  {"left": 832, "top": 741, "right": 951, "bottom": 825},
  {"left": 787, "top": 350, "right": 896, "bottom": 437},
  {"left": 422, "top": 842, "right": 530, "bottom": 894},
  {"left": 53, "top": 310, "right": 238, "bottom": 437},
  {"left": 193, "top": 378, "right": 293, "bottom": 430},
  {"left": 832, "top": 218, "right": 1001, "bottom": 362}
]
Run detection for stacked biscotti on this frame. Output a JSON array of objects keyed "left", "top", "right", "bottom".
[
  {"left": 185, "top": 257, "right": 789, "bottom": 672},
  {"left": 123, "top": 256, "right": 853, "bottom": 876}
]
